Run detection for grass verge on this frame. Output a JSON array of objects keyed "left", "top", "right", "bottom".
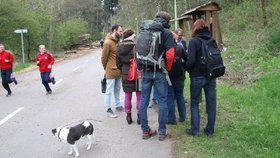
[{"left": 171, "top": 58, "right": 280, "bottom": 158}]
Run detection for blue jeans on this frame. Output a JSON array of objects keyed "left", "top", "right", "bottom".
[
  {"left": 105, "top": 77, "right": 122, "bottom": 111},
  {"left": 140, "top": 72, "right": 168, "bottom": 135},
  {"left": 167, "top": 79, "right": 186, "bottom": 123},
  {"left": 190, "top": 76, "right": 216, "bottom": 135},
  {"left": 40, "top": 72, "right": 52, "bottom": 92},
  {"left": 1, "top": 69, "right": 13, "bottom": 94},
  {"left": 151, "top": 86, "right": 158, "bottom": 103}
]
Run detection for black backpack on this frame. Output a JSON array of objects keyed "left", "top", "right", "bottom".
[
  {"left": 169, "top": 45, "right": 185, "bottom": 79},
  {"left": 197, "top": 37, "right": 225, "bottom": 79},
  {"left": 136, "top": 20, "right": 164, "bottom": 66}
]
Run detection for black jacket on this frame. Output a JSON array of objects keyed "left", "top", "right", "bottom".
[
  {"left": 116, "top": 39, "right": 140, "bottom": 92},
  {"left": 186, "top": 28, "right": 212, "bottom": 77},
  {"left": 169, "top": 44, "right": 187, "bottom": 80}
]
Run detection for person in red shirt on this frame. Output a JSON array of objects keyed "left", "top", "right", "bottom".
[
  {"left": 0, "top": 43, "right": 18, "bottom": 96},
  {"left": 36, "top": 45, "right": 56, "bottom": 95}
]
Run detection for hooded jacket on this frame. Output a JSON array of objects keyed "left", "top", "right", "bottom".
[
  {"left": 186, "top": 28, "right": 212, "bottom": 77},
  {"left": 0, "top": 50, "right": 14, "bottom": 70},
  {"left": 101, "top": 34, "right": 121, "bottom": 79},
  {"left": 116, "top": 37, "right": 140, "bottom": 92}
]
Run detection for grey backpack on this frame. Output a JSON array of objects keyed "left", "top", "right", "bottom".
[{"left": 136, "top": 20, "right": 164, "bottom": 67}]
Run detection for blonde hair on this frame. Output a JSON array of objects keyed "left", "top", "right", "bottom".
[{"left": 39, "top": 45, "right": 45, "bottom": 49}]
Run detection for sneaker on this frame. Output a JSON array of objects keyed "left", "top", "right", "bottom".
[
  {"left": 166, "top": 121, "right": 177, "bottom": 125},
  {"left": 51, "top": 77, "right": 56, "bottom": 85},
  {"left": 107, "top": 108, "right": 117, "bottom": 118},
  {"left": 203, "top": 128, "right": 214, "bottom": 137},
  {"left": 46, "top": 91, "right": 52, "bottom": 95},
  {"left": 186, "top": 128, "right": 199, "bottom": 137},
  {"left": 158, "top": 133, "right": 169, "bottom": 141},
  {"left": 115, "top": 106, "right": 124, "bottom": 111},
  {"left": 11, "top": 77, "right": 18, "bottom": 85},
  {"left": 142, "top": 129, "right": 157, "bottom": 140}
]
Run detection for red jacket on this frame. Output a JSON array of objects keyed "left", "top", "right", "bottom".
[
  {"left": 0, "top": 50, "right": 14, "bottom": 70},
  {"left": 36, "top": 52, "right": 55, "bottom": 72}
]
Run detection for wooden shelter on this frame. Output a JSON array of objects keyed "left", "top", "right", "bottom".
[{"left": 172, "top": 2, "right": 223, "bottom": 48}]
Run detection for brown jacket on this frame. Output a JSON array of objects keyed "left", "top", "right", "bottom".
[{"left": 101, "top": 34, "right": 121, "bottom": 79}]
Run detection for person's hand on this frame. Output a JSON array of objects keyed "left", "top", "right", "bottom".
[
  {"left": 4, "top": 59, "right": 9, "bottom": 62},
  {"left": 47, "top": 65, "right": 52, "bottom": 69},
  {"left": 36, "top": 61, "right": 40, "bottom": 64}
]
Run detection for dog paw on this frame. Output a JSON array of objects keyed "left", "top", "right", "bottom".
[
  {"left": 74, "top": 154, "right": 79, "bottom": 157},
  {"left": 68, "top": 151, "right": 73, "bottom": 155}
]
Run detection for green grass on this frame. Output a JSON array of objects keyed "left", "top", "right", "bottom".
[
  {"left": 170, "top": 59, "right": 280, "bottom": 157},
  {"left": 13, "top": 63, "right": 33, "bottom": 72}
]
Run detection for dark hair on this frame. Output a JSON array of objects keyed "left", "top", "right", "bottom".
[
  {"left": 155, "top": 11, "right": 172, "bottom": 22},
  {"left": 111, "top": 24, "right": 122, "bottom": 32},
  {"left": 123, "top": 29, "right": 134, "bottom": 39},
  {"left": 192, "top": 19, "right": 208, "bottom": 37}
]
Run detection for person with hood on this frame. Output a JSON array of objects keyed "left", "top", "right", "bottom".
[
  {"left": 116, "top": 29, "right": 141, "bottom": 125},
  {"left": 138, "top": 11, "right": 175, "bottom": 141},
  {"left": 0, "top": 43, "right": 17, "bottom": 96},
  {"left": 101, "top": 24, "right": 123, "bottom": 118},
  {"left": 36, "top": 45, "right": 56, "bottom": 95},
  {"left": 186, "top": 19, "right": 217, "bottom": 137}
]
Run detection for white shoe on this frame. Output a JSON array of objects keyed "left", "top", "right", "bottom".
[{"left": 107, "top": 108, "right": 117, "bottom": 118}]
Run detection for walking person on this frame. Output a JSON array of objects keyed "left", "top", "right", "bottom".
[
  {"left": 116, "top": 29, "right": 141, "bottom": 124},
  {"left": 0, "top": 43, "right": 17, "bottom": 96},
  {"left": 137, "top": 11, "right": 175, "bottom": 141},
  {"left": 101, "top": 24, "right": 123, "bottom": 118},
  {"left": 186, "top": 19, "right": 218, "bottom": 137},
  {"left": 36, "top": 45, "right": 56, "bottom": 95}
]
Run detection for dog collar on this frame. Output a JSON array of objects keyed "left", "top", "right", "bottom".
[{"left": 57, "top": 128, "right": 63, "bottom": 142}]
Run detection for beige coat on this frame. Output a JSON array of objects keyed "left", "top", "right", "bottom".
[{"left": 101, "top": 34, "right": 121, "bottom": 79}]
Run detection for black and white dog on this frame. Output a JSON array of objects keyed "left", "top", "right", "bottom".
[{"left": 52, "top": 121, "right": 94, "bottom": 157}]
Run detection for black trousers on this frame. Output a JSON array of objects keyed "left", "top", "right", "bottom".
[{"left": 1, "top": 69, "right": 13, "bottom": 94}]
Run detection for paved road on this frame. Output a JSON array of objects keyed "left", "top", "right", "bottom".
[{"left": 0, "top": 49, "right": 174, "bottom": 158}]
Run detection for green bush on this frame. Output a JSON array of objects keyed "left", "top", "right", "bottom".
[{"left": 55, "top": 18, "right": 88, "bottom": 50}]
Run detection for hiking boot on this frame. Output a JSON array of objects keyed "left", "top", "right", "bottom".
[
  {"left": 137, "top": 113, "right": 140, "bottom": 125},
  {"left": 11, "top": 77, "right": 17, "bottom": 85},
  {"left": 51, "top": 77, "right": 56, "bottom": 85},
  {"left": 107, "top": 108, "right": 117, "bottom": 118},
  {"left": 142, "top": 129, "right": 157, "bottom": 140},
  {"left": 46, "top": 91, "right": 52, "bottom": 95},
  {"left": 126, "top": 113, "right": 132, "bottom": 124},
  {"left": 115, "top": 106, "right": 124, "bottom": 111}
]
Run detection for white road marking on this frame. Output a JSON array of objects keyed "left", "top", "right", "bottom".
[
  {"left": 0, "top": 107, "right": 24, "bottom": 126},
  {"left": 84, "top": 60, "right": 89, "bottom": 63},
  {"left": 52, "top": 78, "right": 63, "bottom": 86},
  {"left": 73, "top": 66, "right": 80, "bottom": 72}
]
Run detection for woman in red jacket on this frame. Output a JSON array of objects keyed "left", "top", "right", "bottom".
[
  {"left": 36, "top": 45, "right": 56, "bottom": 95},
  {"left": 0, "top": 43, "right": 17, "bottom": 96}
]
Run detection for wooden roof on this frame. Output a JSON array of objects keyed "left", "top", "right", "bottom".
[{"left": 181, "top": 1, "right": 221, "bottom": 16}]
